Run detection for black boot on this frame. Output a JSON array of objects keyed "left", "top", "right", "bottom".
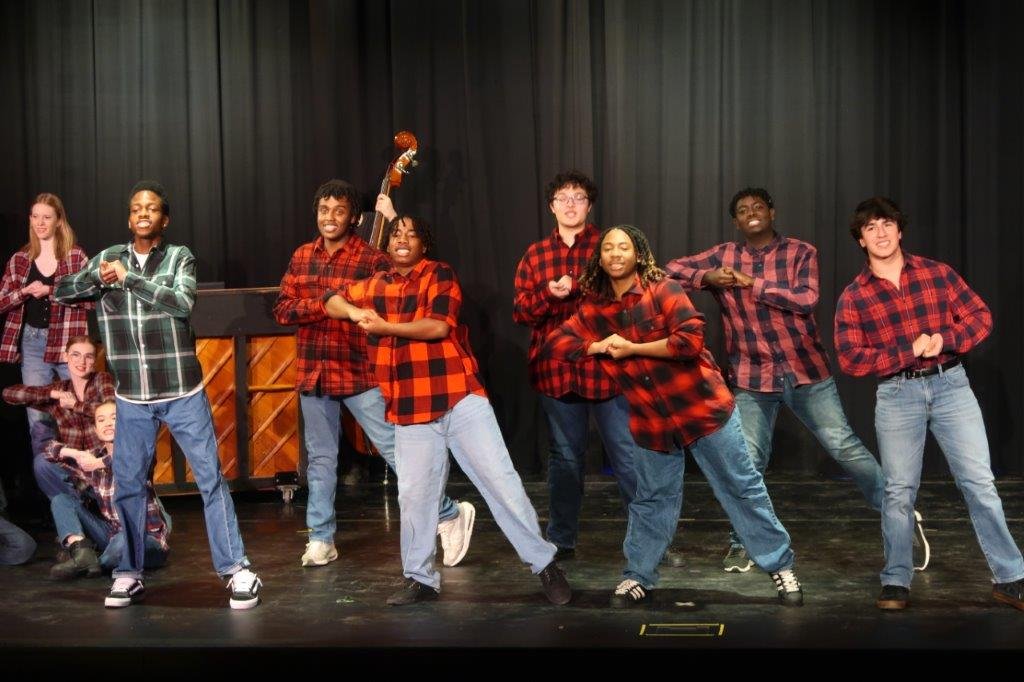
[{"left": 50, "top": 539, "right": 101, "bottom": 580}]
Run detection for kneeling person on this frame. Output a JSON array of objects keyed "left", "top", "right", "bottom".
[
  {"left": 45, "top": 400, "right": 169, "bottom": 582},
  {"left": 326, "top": 216, "right": 570, "bottom": 606}
]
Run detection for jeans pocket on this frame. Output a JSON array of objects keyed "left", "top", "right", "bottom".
[
  {"left": 876, "top": 378, "right": 901, "bottom": 399},
  {"left": 941, "top": 365, "right": 969, "bottom": 389}
]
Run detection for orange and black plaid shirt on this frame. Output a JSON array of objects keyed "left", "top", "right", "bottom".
[
  {"left": 542, "top": 277, "right": 734, "bottom": 453},
  {"left": 274, "top": 235, "right": 390, "bottom": 395},
  {"left": 342, "top": 259, "right": 487, "bottom": 425}
]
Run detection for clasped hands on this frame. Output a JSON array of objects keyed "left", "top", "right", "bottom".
[
  {"left": 703, "top": 266, "right": 754, "bottom": 288},
  {"left": 912, "top": 333, "right": 944, "bottom": 359},
  {"left": 99, "top": 259, "right": 127, "bottom": 285},
  {"left": 348, "top": 307, "right": 389, "bottom": 335},
  {"left": 588, "top": 333, "right": 635, "bottom": 359}
]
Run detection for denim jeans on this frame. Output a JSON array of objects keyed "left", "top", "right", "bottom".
[
  {"left": 21, "top": 326, "right": 73, "bottom": 499},
  {"left": 300, "top": 387, "right": 458, "bottom": 542},
  {"left": 113, "top": 391, "right": 248, "bottom": 579},
  {"left": 394, "top": 394, "right": 556, "bottom": 589},
  {"left": 730, "top": 376, "right": 884, "bottom": 547},
  {"left": 538, "top": 393, "right": 638, "bottom": 549},
  {"left": 623, "top": 409, "right": 794, "bottom": 588},
  {"left": 51, "top": 493, "right": 168, "bottom": 570},
  {"left": 875, "top": 364, "right": 1024, "bottom": 588},
  {"left": 0, "top": 517, "right": 36, "bottom": 565}
]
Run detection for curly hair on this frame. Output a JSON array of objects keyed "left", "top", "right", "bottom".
[
  {"left": 848, "top": 196, "right": 907, "bottom": 243},
  {"left": 728, "top": 187, "right": 773, "bottom": 218},
  {"left": 579, "top": 225, "right": 664, "bottom": 300},
  {"left": 387, "top": 214, "right": 436, "bottom": 255},
  {"left": 544, "top": 170, "right": 599, "bottom": 205}
]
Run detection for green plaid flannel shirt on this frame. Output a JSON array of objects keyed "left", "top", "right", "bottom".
[{"left": 54, "top": 241, "right": 204, "bottom": 401}]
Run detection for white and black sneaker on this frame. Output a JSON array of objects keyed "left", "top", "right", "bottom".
[
  {"left": 610, "top": 579, "right": 650, "bottom": 608},
  {"left": 770, "top": 568, "right": 804, "bottom": 607},
  {"left": 105, "top": 577, "right": 145, "bottom": 608},
  {"left": 227, "top": 568, "right": 262, "bottom": 610},
  {"left": 913, "top": 510, "right": 931, "bottom": 572}
]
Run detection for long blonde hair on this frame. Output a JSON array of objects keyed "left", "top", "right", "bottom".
[{"left": 25, "top": 193, "right": 76, "bottom": 261}]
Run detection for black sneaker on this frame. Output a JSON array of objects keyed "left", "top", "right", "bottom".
[
  {"left": 105, "top": 577, "right": 145, "bottom": 608},
  {"left": 610, "top": 579, "right": 650, "bottom": 608},
  {"left": 770, "top": 568, "right": 804, "bottom": 606},
  {"left": 992, "top": 580, "right": 1024, "bottom": 612},
  {"left": 661, "top": 548, "right": 686, "bottom": 568},
  {"left": 877, "top": 584, "right": 910, "bottom": 610},
  {"left": 913, "top": 510, "right": 930, "bottom": 572},
  {"left": 386, "top": 578, "right": 439, "bottom": 606},
  {"left": 554, "top": 546, "right": 575, "bottom": 561},
  {"left": 50, "top": 539, "right": 101, "bottom": 581},
  {"left": 227, "top": 568, "right": 262, "bottom": 610},
  {"left": 538, "top": 561, "right": 572, "bottom": 605}
]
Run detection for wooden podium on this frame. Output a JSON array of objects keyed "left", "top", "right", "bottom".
[{"left": 150, "top": 287, "right": 301, "bottom": 496}]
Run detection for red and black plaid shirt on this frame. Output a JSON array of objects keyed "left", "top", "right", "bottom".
[
  {"left": 343, "top": 259, "right": 487, "bottom": 426},
  {"left": 274, "top": 235, "right": 390, "bottom": 395},
  {"left": 44, "top": 442, "right": 169, "bottom": 549},
  {"left": 542, "top": 277, "right": 734, "bottom": 452},
  {"left": 0, "top": 247, "right": 92, "bottom": 364},
  {"left": 513, "top": 225, "right": 619, "bottom": 400},
  {"left": 2, "top": 372, "right": 116, "bottom": 450},
  {"left": 665, "top": 234, "right": 831, "bottom": 392},
  {"left": 834, "top": 252, "right": 992, "bottom": 378}
]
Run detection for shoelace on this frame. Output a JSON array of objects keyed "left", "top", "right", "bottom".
[
  {"left": 229, "top": 570, "right": 262, "bottom": 593},
  {"left": 772, "top": 570, "right": 801, "bottom": 593},
  {"left": 614, "top": 579, "right": 644, "bottom": 596},
  {"left": 111, "top": 577, "right": 139, "bottom": 592},
  {"left": 539, "top": 565, "right": 562, "bottom": 585}
]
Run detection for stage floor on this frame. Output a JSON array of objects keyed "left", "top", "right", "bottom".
[{"left": 3, "top": 475, "right": 1023, "bottom": 665}]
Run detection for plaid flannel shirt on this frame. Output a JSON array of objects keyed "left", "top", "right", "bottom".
[
  {"left": 53, "top": 242, "right": 204, "bottom": 401},
  {"left": 834, "top": 252, "right": 992, "bottom": 378},
  {"left": 513, "top": 225, "right": 619, "bottom": 400},
  {"left": 665, "top": 235, "right": 831, "bottom": 392},
  {"left": 0, "top": 247, "right": 92, "bottom": 363},
  {"left": 274, "top": 235, "right": 390, "bottom": 395},
  {"left": 342, "top": 258, "right": 487, "bottom": 425},
  {"left": 2, "top": 371, "right": 116, "bottom": 450},
  {"left": 542, "top": 277, "right": 734, "bottom": 452},
  {"left": 44, "top": 442, "right": 169, "bottom": 548}
]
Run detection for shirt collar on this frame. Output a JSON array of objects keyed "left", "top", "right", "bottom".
[
  {"left": 549, "top": 223, "right": 599, "bottom": 247},
  {"left": 856, "top": 250, "right": 919, "bottom": 285},
  {"left": 388, "top": 257, "right": 433, "bottom": 282},
  {"left": 738, "top": 232, "right": 782, "bottom": 255}
]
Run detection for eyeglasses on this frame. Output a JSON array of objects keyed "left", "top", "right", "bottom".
[{"left": 553, "top": 194, "right": 589, "bottom": 205}]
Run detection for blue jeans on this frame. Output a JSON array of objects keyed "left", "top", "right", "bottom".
[
  {"left": 874, "top": 364, "right": 1024, "bottom": 588},
  {"left": 300, "top": 387, "right": 458, "bottom": 542},
  {"left": 21, "top": 326, "right": 73, "bottom": 499},
  {"left": 113, "top": 391, "right": 248, "bottom": 579},
  {"left": 730, "top": 376, "right": 884, "bottom": 547},
  {"left": 538, "top": 393, "right": 638, "bottom": 549},
  {"left": 623, "top": 409, "right": 794, "bottom": 588},
  {"left": 51, "top": 493, "right": 168, "bottom": 570},
  {"left": 0, "top": 517, "right": 36, "bottom": 565},
  {"left": 394, "top": 394, "right": 556, "bottom": 589}
]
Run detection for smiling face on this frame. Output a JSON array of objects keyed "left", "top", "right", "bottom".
[
  {"left": 29, "top": 202, "right": 58, "bottom": 241},
  {"left": 599, "top": 228, "right": 638, "bottom": 283},
  {"left": 858, "top": 217, "right": 902, "bottom": 260},
  {"left": 63, "top": 340, "right": 97, "bottom": 381},
  {"left": 316, "top": 195, "right": 357, "bottom": 246},
  {"left": 128, "top": 190, "right": 169, "bottom": 242},
  {"left": 93, "top": 402, "right": 116, "bottom": 444},
  {"left": 387, "top": 218, "right": 427, "bottom": 273},
  {"left": 732, "top": 194, "right": 775, "bottom": 242}
]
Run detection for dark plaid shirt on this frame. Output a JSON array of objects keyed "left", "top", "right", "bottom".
[
  {"left": 274, "top": 235, "right": 390, "bottom": 395},
  {"left": 44, "top": 442, "right": 169, "bottom": 548},
  {"left": 0, "top": 247, "right": 92, "bottom": 364},
  {"left": 54, "top": 242, "right": 205, "bottom": 401},
  {"left": 835, "top": 252, "right": 992, "bottom": 378},
  {"left": 542, "top": 277, "right": 734, "bottom": 452},
  {"left": 3, "top": 372, "right": 116, "bottom": 451},
  {"left": 665, "top": 234, "right": 831, "bottom": 392},
  {"left": 513, "top": 225, "right": 619, "bottom": 400},
  {"left": 342, "top": 259, "right": 487, "bottom": 425}
]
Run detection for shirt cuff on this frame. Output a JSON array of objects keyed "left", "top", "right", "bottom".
[{"left": 752, "top": 277, "right": 767, "bottom": 299}]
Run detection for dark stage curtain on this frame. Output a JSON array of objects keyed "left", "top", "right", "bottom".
[{"left": 1, "top": 0, "right": 1022, "bottom": 476}]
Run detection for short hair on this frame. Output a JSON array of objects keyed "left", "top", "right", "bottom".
[
  {"left": 579, "top": 224, "right": 665, "bottom": 300},
  {"left": 26, "top": 192, "right": 77, "bottom": 261},
  {"left": 728, "top": 187, "right": 773, "bottom": 218},
  {"left": 387, "top": 214, "right": 435, "bottom": 255},
  {"left": 312, "top": 179, "right": 361, "bottom": 225},
  {"left": 64, "top": 335, "right": 99, "bottom": 352},
  {"left": 545, "top": 170, "right": 599, "bottom": 205},
  {"left": 848, "top": 196, "right": 907, "bottom": 242},
  {"left": 128, "top": 181, "right": 170, "bottom": 216}
]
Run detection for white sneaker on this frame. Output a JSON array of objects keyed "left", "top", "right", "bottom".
[
  {"left": 301, "top": 539, "right": 339, "bottom": 567},
  {"left": 104, "top": 577, "right": 145, "bottom": 608},
  {"left": 227, "top": 568, "right": 262, "bottom": 610},
  {"left": 913, "top": 510, "right": 931, "bottom": 572},
  {"left": 437, "top": 501, "right": 475, "bottom": 567}
]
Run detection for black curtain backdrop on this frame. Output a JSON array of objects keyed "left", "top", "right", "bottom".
[{"left": 1, "top": 0, "right": 1022, "bottom": 476}]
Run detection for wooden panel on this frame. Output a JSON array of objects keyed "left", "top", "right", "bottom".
[
  {"left": 248, "top": 336, "right": 300, "bottom": 478},
  {"left": 184, "top": 337, "right": 238, "bottom": 481}
]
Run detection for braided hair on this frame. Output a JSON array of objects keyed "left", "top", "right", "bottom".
[{"left": 579, "top": 224, "right": 665, "bottom": 300}]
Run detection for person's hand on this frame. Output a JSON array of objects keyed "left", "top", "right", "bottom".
[
  {"left": 912, "top": 333, "right": 932, "bottom": 358},
  {"left": 21, "top": 281, "right": 50, "bottom": 298},
  {"left": 702, "top": 267, "right": 737, "bottom": 288},
  {"left": 99, "top": 260, "right": 119, "bottom": 284},
  {"left": 55, "top": 391, "right": 77, "bottom": 409},
  {"left": 375, "top": 194, "right": 397, "bottom": 222},
  {"left": 604, "top": 334, "right": 635, "bottom": 359},
  {"left": 731, "top": 269, "right": 754, "bottom": 287},
  {"left": 548, "top": 275, "right": 573, "bottom": 299},
  {"left": 922, "top": 333, "right": 944, "bottom": 358},
  {"left": 356, "top": 308, "right": 389, "bottom": 335},
  {"left": 77, "top": 453, "right": 106, "bottom": 472}
]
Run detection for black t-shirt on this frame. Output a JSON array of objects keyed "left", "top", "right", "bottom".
[{"left": 23, "top": 260, "right": 54, "bottom": 329}]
